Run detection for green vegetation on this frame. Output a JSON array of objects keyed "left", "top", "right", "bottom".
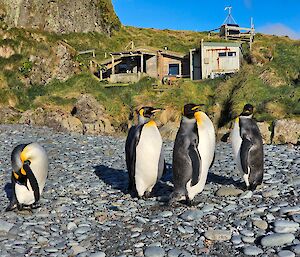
[{"left": 0, "top": 25, "right": 299, "bottom": 129}]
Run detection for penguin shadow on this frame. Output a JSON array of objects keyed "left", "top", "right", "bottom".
[
  {"left": 4, "top": 182, "right": 13, "bottom": 202},
  {"left": 93, "top": 165, "right": 128, "bottom": 194},
  {"left": 207, "top": 173, "right": 245, "bottom": 189},
  {"left": 151, "top": 163, "right": 173, "bottom": 200}
]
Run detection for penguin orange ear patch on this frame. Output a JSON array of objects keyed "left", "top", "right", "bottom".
[
  {"left": 21, "top": 167, "right": 26, "bottom": 175},
  {"left": 13, "top": 172, "right": 19, "bottom": 180},
  {"left": 139, "top": 109, "right": 144, "bottom": 117}
]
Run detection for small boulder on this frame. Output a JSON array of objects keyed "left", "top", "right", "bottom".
[
  {"left": 257, "top": 122, "right": 271, "bottom": 144},
  {"left": 273, "top": 119, "right": 300, "bottom": 144}
]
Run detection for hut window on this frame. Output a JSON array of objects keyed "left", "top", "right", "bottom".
[
  {"left": 169, "top": 64, "right": 179, "bottom": 75},
  {"left": 228, "top": 52, "right": 237, "bottom": 57},
  {"left": 218, "top": 52, "right": 227, "bottom": 57}
]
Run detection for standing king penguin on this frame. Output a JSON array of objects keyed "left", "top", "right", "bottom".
[
  {"left": 6, "top": 143, "right": 48, "bottom": 211},
  {"left": 170, "top": 104, "right": 215, "bottom": 205},
  {"left": 125, "top": 106, "right": 164, "bottom": 198},
  {"left": 231, "top": 104, "right": 264, "bottom": 190}
]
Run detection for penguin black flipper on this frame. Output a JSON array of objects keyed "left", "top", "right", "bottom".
[
  {"left": 125, "top": 124, "right": 144, "bottom": 192},
  {"left": 240, "top": 137, "right": 252, "bottom": 174},
  {"left": 189, "top": 132, "right": 201, "bottom": 187},
  {"left": 23, "top": 163, "right": 40, "bottom": 203}
]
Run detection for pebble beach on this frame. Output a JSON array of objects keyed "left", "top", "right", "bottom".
[{"left": 0, "top": 125, "right": 299, "bottom": 257}]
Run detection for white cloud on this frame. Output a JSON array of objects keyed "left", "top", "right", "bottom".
[{"left": 257, "top": 23, "right": 300, "bottom": 39}]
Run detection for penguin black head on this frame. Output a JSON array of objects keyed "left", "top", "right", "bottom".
[
  {"left": 137, "top": 106, "right": 163, "bottom": 118},
  {"left": 241, "top": 104, "right": 254, "bottom": 117},
  {"left": 183, "top": 103, "right": 204, "bottom": 119}
]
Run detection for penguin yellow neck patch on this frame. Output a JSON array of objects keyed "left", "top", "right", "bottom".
[
  {"left": 235, "top": 117, "right": 239, "bottom": 123},
  {"left": 145, "top": 120, "right": 156, "bottom": 127},
  {"left": 194, "top": 112, "right": 202, "bottom": 124}
]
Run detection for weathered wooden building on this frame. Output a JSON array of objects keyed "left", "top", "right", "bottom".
[
  {"left": 100, "top": 47, "right": 189, "bottom": 83},
  {"left": 190, "top": 41, "right": 242, "bottom": 80}
]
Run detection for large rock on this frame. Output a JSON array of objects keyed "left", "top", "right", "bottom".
[
  {"left": 273, "top": 119, "right": 300, "bottom": 144},
  {"left": 19, "top": 108, "right": 83, "bottom": 133},
  {"left": 0, "top": 0, "right": 120, "bottom": 35},
  {"left": 29, "top": 42, "right": 78, "bottom": 84},
  {"left": 257, "top": 122, "right": 271, "bottom": 144},
  {"left": 159, "top": 122, "right": 179, "bottom": 141},
  {"left": 71, "top": 94, "right": 115, "bottom": 134},
  {"left": 0, "top": 107, "right": 20, "bottom": 123}
]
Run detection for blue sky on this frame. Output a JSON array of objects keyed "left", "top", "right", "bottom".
[{"left": 112, "top": 0, "right": 300, "bottom": 39}]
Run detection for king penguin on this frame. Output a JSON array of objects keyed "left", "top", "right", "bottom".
[
  {"left": 170, "top": 104, "right": 215, "bottom": 205},
  {"left": 6, "top": 142, "right": 48, "bottom": 211},
  {"left": 125, "top": 106, "right": 164, "bottom": 198},
  {"left": 231, "top": 104, "right": 264, "bottom": 190}
]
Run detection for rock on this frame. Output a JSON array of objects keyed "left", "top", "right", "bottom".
[
  {"left": 19, "top": 108, "right": 83, "bottom": 133},
  {"left": 253, "top": 220, "right": 268, "bottom": 230},
  {"left": 243, "top": 246, "right": 263, "bottom": 256},
  {"left": 291, "top": 244, "right": 300, "bottom": 254},
  {"left": 240, "top": 191, "right": 253, "bottom": 199},
  {"left": 260, "top": 233, "right": 295, "bottom": 247},
  {"left": 1, "top": 0, "right": 120, "bottom": 35},
  {"left": 0, "top": 220, "right": 14, "bottom": 233},
  {"left": 257, "top": 122, "right": 271, "bottom": 144},
  {"left": 144, "top": 246, "right": 165, "bottom": 257},
  {"left": 71, "top": 245, "right": 86, "bottom": 255},
  {"left": 273, "top": 119, "right": 300, "bottom": 144},
  {"left": 159, "top": 122, "right": 179, "bottom": 141},
  {"left": 262, "top": 190, "right": 279, "bottom": 198},
  {"left": 273, "top": 220, "right": 299, "bottom": 233},
  {"left": 0, "top": 107, "right": 20, "bottom": 123},
  {"left": 0, "top": 45, "right": 15, "bottom": 58},
  {"left": 179, "top": 210, "right": 203, "bottom": 221},
  {"left": 280, "top": 206, "right": 300, "bottom": 215},
  {"left": 204, "top": 229, "right": 232, "bottom": 241},
  {"left": 71, "top": 94, "right": 115, "bottom": 134},
  {"left": 215, "top": 187, "right": 243, "bottom": 197},
  {"left": 90, "top": 252, "right": 106, "bottom": 257},
  {"left": 277, "top": 250, "right": 295, "bottom": 257}
]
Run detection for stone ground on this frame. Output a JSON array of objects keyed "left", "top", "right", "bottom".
[{"left": 0, "top": 125, "right": 299, "bottom": 257}]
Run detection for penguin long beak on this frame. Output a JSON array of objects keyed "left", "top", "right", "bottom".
[
  {"left": 151, "top": 108, "right": 164, "bottom": 113},
  {"left": 191, "top": 105, "right": 203, "bottom": 112}
]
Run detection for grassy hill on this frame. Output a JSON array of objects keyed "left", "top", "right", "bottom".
[{"left": 0, "top": 24, "right": 299, "bottom": 130}]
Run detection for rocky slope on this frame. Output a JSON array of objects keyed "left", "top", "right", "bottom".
[
  {"left": 0, "top": 0, "right": 120, "bottom": 34},
  {"left": 0, "top": 125, "right": 299, "bottom": 256}
]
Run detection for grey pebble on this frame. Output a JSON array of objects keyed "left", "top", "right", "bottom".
[
  {"left": 144, "top": 246, "right": 165, "bottom": 257},
  {"left": 90, "top": 252, "right": 106, "bottom": 257},
  {"left": 277, "top": 250, "right": 296, "bottom": 257},
  {"left": 243, "top": 246, "right": 263, "bottom": 256},
  {"left": 261, "top": 233, "right": 295, "bottom": 247}
]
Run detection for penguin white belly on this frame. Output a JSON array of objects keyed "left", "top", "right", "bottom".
[
  {"left": 15, "top": 160, "right": 48, "bottom": 205},
  {"left": 231, "top": 120, "right": 243, "bottom": 173},
  {"left": 135, "top": 125, "right": 162, "bottom": 197},
  {"left": 15, "top": 183, "right": 35, "bottom": 205},
  {"left": 187, "top": 118, "right": 215, "bottom": 200}
]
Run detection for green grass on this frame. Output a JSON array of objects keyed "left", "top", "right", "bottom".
[{"left": 0, "top": 24, "right": 299, "bottom": 129}]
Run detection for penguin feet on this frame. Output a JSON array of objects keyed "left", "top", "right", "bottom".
[
  {"left": 143, "top": 191, "right": 152, "bottom": 199},
  {"left": 5, "top": 202, "right": 17, "bottom": 212},
  {"left": 31, "top": 203, "right": 41, "bottom": 209}
]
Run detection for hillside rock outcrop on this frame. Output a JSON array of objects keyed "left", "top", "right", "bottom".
[
  {"left": 0, "top": 0, "right": 120, "bottom": 35},
  {"left": 273, "top": 119, "right": 300, "bottom": 145},
  {"left": 71, "top": 94, "right": 115, "bottom": 135}
]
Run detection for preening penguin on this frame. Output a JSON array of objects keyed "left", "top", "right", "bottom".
[
  {"left": 170, "top": 104, "right": 215, "bottom": 205},
  {"left": 125, "top": 106, "right": 164, "bottom": 198},
  {"left": 231, "top": 104, "right": 264, "bottom": 190},
  {"left": 6, "top": 143, "right": 48, "bottom": 211}
]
